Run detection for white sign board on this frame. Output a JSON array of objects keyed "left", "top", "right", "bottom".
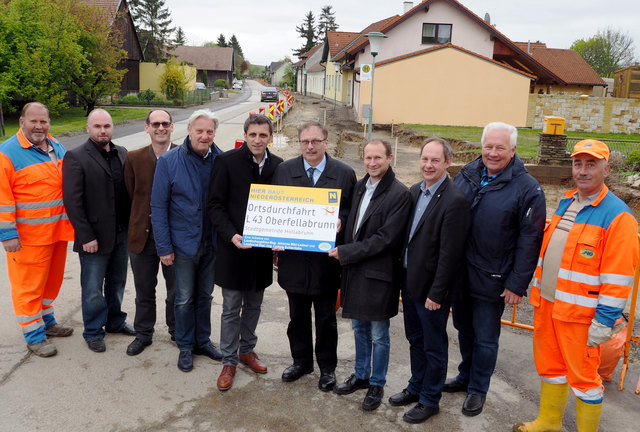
[{"left": 242, "top": 184, "right": 342, "bottom": 252}]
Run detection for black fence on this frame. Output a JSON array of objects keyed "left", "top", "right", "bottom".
[{"left": 567, "top": 138, "right": 640, "bottom": 156}]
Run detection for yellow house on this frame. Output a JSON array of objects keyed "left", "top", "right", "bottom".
[
  {"left": 359, "top": 44, "right": 533, "bottom": 127},
  {"left": 139, "top": 62, "right": 197, "bottom": 94},
  {"left": 325, "top": 31, "right": 359, "bottom": 106}
]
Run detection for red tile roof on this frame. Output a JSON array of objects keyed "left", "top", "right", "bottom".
[
  {"left": 299, "top": 44, "right": 323, "bottom": 60},
  {"left": 332, "top": 15, "right": 401, "bottom": 61},
  {"left": 171, "top": 46, "right": 234, "bottom": 71},
  {"left": 327, "top": 32, "right": 360, "bottom": 58},
  {"left": 514, "top": 42, "right": 605, "bottom": 86},
  {"left": 370, "top": 43, "right": 536, "bottom": 79}
]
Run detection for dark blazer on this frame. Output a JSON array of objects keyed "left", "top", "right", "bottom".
[
  {"left": 123, "top": 144, "right": 176, "bottom": 254},
  {"left": 62, "top": 139, "right": 129, "bottom": 253},
  {"left": 273, "top": 154, "right": 356, "bottom": 295},
  {"left": 405, "top": 176, "right": 470, "bottom": 304},
  {"left": 338, "top": 168, "right": 411, "bottom": 321},
  {"left": 207, "top": 144, "right": 283, "bottom": 291}
]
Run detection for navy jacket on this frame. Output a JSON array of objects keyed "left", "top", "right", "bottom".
[
  {"left": 151, "top": 136, "right": 222, "bottom": 258},
  {"left": 453, "top": 155, "right": 545, "bottom": 301}
]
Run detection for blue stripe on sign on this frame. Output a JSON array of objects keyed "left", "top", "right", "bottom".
[{"left": 242, "top": 235, "right": 334, "bottom": 253}]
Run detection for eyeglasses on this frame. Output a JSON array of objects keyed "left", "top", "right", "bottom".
[
  {"left": 149, "top": 121, "right": 172, "bottom": 128},
  {"left": 299, "top": 139, "right": 326, "bottom": 146}
]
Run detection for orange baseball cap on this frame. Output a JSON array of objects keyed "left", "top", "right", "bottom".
[{"left": 570, "top": 139, "right": 609, "bottom": 162}]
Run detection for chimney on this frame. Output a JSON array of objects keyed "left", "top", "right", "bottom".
[{"left": 403, "top": 2, "right": 413, "bottom": 13}]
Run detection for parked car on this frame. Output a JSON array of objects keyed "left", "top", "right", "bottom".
[
  {"left": 260, "top": 87, "right": 279, "bottom": 102},
  {"left": 195, "top": 82, "right": 206, "bottom": 90}
]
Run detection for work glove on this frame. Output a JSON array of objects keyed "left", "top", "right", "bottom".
[{"left": 587, "top": 318, "right": 625, "bottom": 347}]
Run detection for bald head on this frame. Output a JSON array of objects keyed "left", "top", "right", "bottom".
[{"left": 87, "top": 109, "right": 114, "bottom": 147}]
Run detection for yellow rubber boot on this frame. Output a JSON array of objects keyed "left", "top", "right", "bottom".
[
  {"left": 575, "top": 398, "right": 602, "bottom": 432},
  {"left": 512, "top": 382, "right": 569, "bottom": 432}
]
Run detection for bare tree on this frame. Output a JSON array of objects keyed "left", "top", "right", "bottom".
[{"left": 572, "top": 27, "right": 637, "bottom": 77}]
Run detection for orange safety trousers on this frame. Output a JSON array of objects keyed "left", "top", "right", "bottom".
[
  {"left": 6, "top": 241, "right": 68, "bottom": 344},
  {"left": 533, "top": 297, "right": 604, "bottom": 403}
]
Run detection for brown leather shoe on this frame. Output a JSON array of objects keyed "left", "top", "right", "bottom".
[
  {"left": 217, "top": 365, "right": 236, "bottom": 391},
  {"left": 239, "top": 352, "right": 268, "bottom": 374}
]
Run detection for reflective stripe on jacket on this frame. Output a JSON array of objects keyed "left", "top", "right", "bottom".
[
  {"left": 530, "top": 186, "right": 638, "bottom": 326},
  {"left": 0, "top": 129, "right": 74, "bottom": 244}
]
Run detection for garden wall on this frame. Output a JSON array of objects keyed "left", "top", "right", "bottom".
[{"left": 526, "top": 94, "right": 640, "bottom": 134}]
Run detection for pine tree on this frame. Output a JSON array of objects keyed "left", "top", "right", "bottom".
[
  {"left": 229, "top": 34, "right": 244, "bottom": 58},
  {"left": 129, "top": 0, "right": 175, "bottom": 63},
  {"left": 318, "top": 6, "right": 338, "bottom": 41},
  {"left": 173, "top": 27, "right": 186, "bottom": 46},
  {"left": 216, "top": 34, "right": 227, "bottom": 47},
  {"left": 293, "top": 11, "right": 317, "bottom": 57}
]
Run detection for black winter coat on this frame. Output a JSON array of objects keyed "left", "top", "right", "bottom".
[
  {"left": 338, "top": 168, "right": 411, "bottom": 321},
  {"left": 207, "top": 144, "right": 283, "bottom": 291}
]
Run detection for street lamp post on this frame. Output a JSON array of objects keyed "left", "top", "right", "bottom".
[
  {"left": 333, "top": 63, "right": 340, "bottom": 109},
  {"left": 366, "top": 32, "right": 386, "bottom": 141}
]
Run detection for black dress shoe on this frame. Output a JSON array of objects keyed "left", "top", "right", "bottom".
[
  {"left": 318, "top": 371, "right": 336, "bottom": 392},
  {"left": 362, "top": 385, "right": 384, "bottom": 411},
  {"left": 403, "top": 403, "right": 440, "bottom": 424},
  {"left": 107, "top": 323, "right": 136, "bottom": 336},
  {"left": 193, "top": 341, "right": 222, "bottom": 361},
  {"left": 442, "top": 377, "right": 468, "bottom": 393},
  {"left": 389, "top": 389, "right": 420, "bottom": 406},
  {"left": 126, "top": 338, "right": 152, "bottom": 356},
  {"left": 177, "top": 350, "right": 193, "bottom": 372},
  {"left": 281, "top": 364, "right": 313, "bottom": 382},
  {"left": 333, "top": 373, "right": 370, "bottom": 395},
  {"left": 462, "top": 393, "right": 486, "bottom": 416},
  {"left": 87, "top": 338, "right": 106, "bottom": 353}
]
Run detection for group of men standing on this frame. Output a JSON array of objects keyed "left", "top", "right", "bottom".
[{"left": 1, "top": 101, "right": 637, "bottom": 431}]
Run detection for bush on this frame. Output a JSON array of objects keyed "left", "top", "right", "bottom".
[
  {"left": 121, "top": 95, "right": 140, "bottom": 104},
  {"left": 139, "top": 89, "right": 156, "bottom": 104},
  {"left": 213, "top": 79, "right": 229, "bottom": 89},
  {"left": 626, "top": 150, "right": 640, "bottom": 171},
  {"left": 160, "top": 57, "right": 192, "bottom": 100}
]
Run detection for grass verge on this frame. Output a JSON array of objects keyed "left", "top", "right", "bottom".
[{"left": 402, "top": 124, "right": 640, "bottom": 159}]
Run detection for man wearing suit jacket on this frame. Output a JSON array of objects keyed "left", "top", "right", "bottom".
[
  {"left": 329, "top": 139, "right": 411, "bottom": 411},
  {"left": 274, "top": 121, "right": 356, "bottom": 392},
  {"left": 63, "top": 109, "right": 134, "bottom": 353},
  {"left": 388, "top": 138, "right": 470, "bottom": 424},
  {"left": 208, "top": 114, "right": 283, "bottom": 391},
  {"left": 123, "top": 109, "right": 177, "bottom": 356}
]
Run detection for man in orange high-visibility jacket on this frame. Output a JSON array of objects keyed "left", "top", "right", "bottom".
[
  {"left": 0, "top": 102, "right": 75, "bottom": 357},
  {"left": 514, "top": 140, "right": 638, "bottom": 432}
]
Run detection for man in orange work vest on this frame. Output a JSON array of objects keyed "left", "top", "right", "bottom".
[
  {"left": 514, "top": 140, "right": 638, "bottom": 432},
  {"left": 0, "top": 102, "right": 75, "bottom": 357}
]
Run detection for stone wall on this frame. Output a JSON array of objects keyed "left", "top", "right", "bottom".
[
  {"left": 538, "top": 133, "right": 570, "bottom": 165},
  {"left": 527, "top": 94, "right": 640, "bottom": 134}
]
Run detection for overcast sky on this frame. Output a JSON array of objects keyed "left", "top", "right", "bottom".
[{"left": 163, "top": 0, "right": 640, "bottom": 67}]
